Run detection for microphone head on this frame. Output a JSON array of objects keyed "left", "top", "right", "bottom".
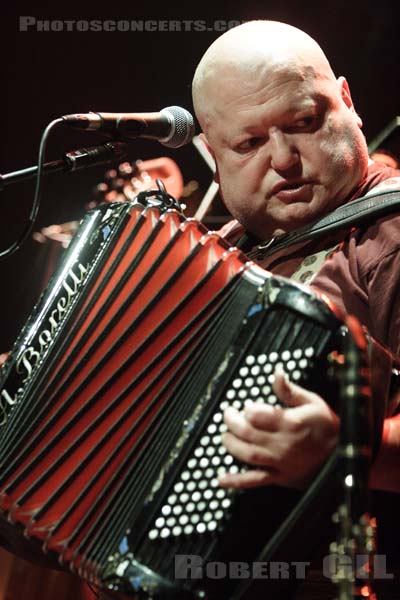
[{"left": 160, "top": 106, "right": 195, "bottom": 148}]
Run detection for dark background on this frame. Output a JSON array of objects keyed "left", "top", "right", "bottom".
[{"left": 1, "top": 0, "right": 400, "bottom": 351}]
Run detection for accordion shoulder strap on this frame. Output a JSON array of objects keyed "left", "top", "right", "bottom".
[{"left": 245, "top": 188, "right": 400, "bottom": 259}]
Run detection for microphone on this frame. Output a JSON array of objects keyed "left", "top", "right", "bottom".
[{"left": 62, "top": 106, "right": 195, "bottom": 148}]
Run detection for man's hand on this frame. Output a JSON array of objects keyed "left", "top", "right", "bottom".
[{"left": 219, "top": 366, "right": 340, "bottom": 489}]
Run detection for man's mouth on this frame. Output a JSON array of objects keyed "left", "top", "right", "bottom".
[
  {"left": 282, "top": 183, "right": 305, "bottom": 190},
  {"left": 271, "top": 180, "right": 313, "bottom": 201}
]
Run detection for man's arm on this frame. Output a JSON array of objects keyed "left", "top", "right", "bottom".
[{"left": 219, "top": 367, "right": 400, "bottom": 493}]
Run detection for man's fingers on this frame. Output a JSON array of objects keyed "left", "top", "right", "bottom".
[
  {"left": 224, "top": 404, "right": 280, "bottom": 438},
  {"left": 222, "top": 431, "right": 275, "bottom": 467},
  {"left": 272, "top": 365, "right": 322, "bottom": 407},
  {"left": 242, "top": 402, "right": 283, "bottom": 430},
  {"left": 219, "top": 468, "right": 278, "bottom": 489}
]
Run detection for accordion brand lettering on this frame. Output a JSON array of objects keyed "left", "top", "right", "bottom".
[
  {"left": 16, "top": 262, "right": 88, "bottom": 382},
  {"left": 0, "top": 262, "right": 88, "bottom": 426}
]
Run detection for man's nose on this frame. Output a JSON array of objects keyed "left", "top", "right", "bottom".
[{"left": 269, "top": 129, "right": 300, "bottom": 171}]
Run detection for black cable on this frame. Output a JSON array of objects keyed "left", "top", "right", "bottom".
[{"left": 0, "top": 118, "right": 64, "bottom": 260}]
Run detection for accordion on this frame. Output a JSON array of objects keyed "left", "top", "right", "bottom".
[{"left": 0, "top": 196, "right": 382, "bottom": 599}]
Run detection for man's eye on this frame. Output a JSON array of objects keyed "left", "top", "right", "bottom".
[
  {"left": 292, "top": 116, "right": 317, "bottom": 130},
  {"left": 235, "top": 137, "right": 264, "bottom": 152}
]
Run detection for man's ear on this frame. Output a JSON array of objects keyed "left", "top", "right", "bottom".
[
  {"left": 338, "top": 76, "right": 363, "bottom": 128},
  {"left": 199, "top": 133, "right": 220, "bottom": 183}
]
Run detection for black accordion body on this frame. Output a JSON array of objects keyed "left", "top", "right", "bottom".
[{"left": 0, "top": 197, "right": 374, "bottom": 599}]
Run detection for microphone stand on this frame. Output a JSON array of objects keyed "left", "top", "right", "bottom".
[
  {"left": 329, "top": 317, "right": 377, "bottom": 600},
  {"left": 0, "top": 141, "right": 128, "bottom": 191}
]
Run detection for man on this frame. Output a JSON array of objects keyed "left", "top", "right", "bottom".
[{"left": 192, "top": 21, "right": 400, "bottom": 500}]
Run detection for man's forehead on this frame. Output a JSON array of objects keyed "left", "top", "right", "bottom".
[
  {"left": 227, "top": 61, "right": 312, "bottom": 94},
  {"left": 203, "top": 66, "right": 328, "bottom": 135}
]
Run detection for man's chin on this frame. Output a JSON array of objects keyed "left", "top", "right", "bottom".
[
  {"left": 272, "top": 200, "right": 331, "bottom": 234},
  {"left": 238, "top": 200, "right": 326, "bottom": 239}
]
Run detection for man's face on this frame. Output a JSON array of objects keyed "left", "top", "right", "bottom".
[{"left": 203, "top": 65, "right": 369, "bottom": 239}]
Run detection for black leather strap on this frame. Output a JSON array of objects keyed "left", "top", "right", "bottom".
[{"left": 247, "top": 188, "right": 400, "bottom": 259}]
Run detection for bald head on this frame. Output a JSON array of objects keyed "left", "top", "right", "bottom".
[
  {"left": 192, "top": 20, "right": 336, "bottom": 132},
  {"left": 190, "top": 20, "right": 368, "bottom": 239}
]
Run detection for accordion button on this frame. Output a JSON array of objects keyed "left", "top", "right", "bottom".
[
  {"left": 245, "top": 355, "right": 256, "bottom": 366},
  {"left": 184, "top": 525, "right": 194, "bottom": 535},
  {"left": 148, "top": 530, "right": 158, "bottom": 540}
]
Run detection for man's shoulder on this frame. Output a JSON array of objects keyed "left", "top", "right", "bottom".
[
  {"left": 357, "top": 171, "right": 400, "bottom": 238},
  {"left": 351, "top": 170, "right": 400, "bottom": 273},
  {"left": 352, "top": 206, "right": 400, "bottom": 279},
  {"left": 363, "top": 175, "right": 400, "bottom": 198}
]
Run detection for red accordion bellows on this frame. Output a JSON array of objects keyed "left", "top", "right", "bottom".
[{"left": 0, "top": 203, "right": 250, "bottom": 570}]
